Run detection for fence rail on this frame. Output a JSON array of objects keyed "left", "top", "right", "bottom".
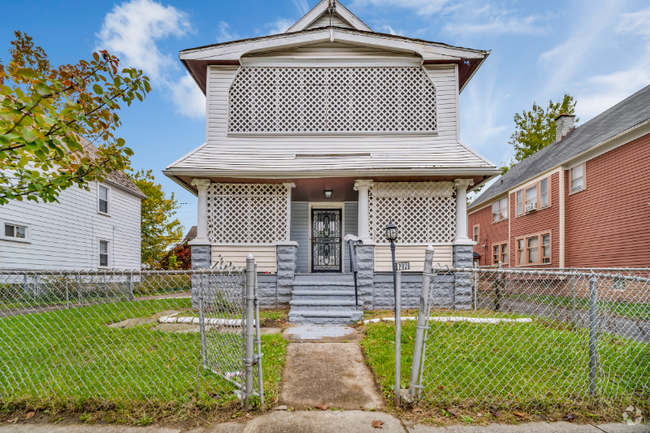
[
  {"left": 0, "top": 265, "right": 263, "bottom": 408},
  {"left": 412, "top": 265, "right": 650, "bottom": 412}
]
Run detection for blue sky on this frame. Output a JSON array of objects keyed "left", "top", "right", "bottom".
[{"left": 3, "top": 0, "right": 650, "bottom": 234}]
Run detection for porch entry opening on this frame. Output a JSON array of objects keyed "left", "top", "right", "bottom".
[{"left": 311, "top": 208, "right": 342, "bottom": 273}]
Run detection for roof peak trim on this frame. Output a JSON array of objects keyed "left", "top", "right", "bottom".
[{"left": 286, "top": 0, "right": 372, "bottom": 33}]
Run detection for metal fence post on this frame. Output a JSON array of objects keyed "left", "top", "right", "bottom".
[
  {"left": 409, "top": 245, "right": 434, "bottom": 398},
  {"left": 254, "top": 263, "right": 264, "bottom": 406},
  {"left": 245, "top": 254, "right": 256, "bottom": 409},
  {"left": 198, "top": 274, "right": 207, "bottom": 369},
  {"left": 395, "top": 270, "right": 402, "bottom": 407},
  {"left": 588, "top": 276, "right": 599, "bottom": 398}
]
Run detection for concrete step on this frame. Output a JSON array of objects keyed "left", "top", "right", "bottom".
[
  {"left": 293, "top": 279, "right": 355, "bottom": 287},
  {"left": 289, "top": 309, "right": 364, "bottom": 325},
  {"left": 290, "top": 299, "right": 358, "bottom": 309},
  {"left": 291, "top": 290, "right": 357, "bottom": 300}
]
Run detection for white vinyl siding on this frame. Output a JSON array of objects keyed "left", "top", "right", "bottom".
[
  {"left": 306, "top": 13, "right": 354, "bottom": 30},
  {"left": 211, "top": 245, "right": 276, "bottom": 273},
  {"left": 374, "top": 244, "right": 452, "bottom": 272},
  {"left": 290, "top": 202, "right": 310, "bottom": 274},
  {"left": 0, "top": 182, "right": 141, "bottom": 270},
  {"left": 343, "top": 201, "right": 358, "bottom": 273}
]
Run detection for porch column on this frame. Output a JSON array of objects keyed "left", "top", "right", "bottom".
[
  {"left": 283, "top": 183, "right": 296, "bottom": 241},
  {"left": 354, "top": 179, "right": 374, "bottom": 242},
  {"left": 191, "top": 178, "right": 211, "bottom": 245},
  {"left": 454, "top": 179, "right": 474, "bottom": 245}
]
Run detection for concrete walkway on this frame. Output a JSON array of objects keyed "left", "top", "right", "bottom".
[{"left": 1, "top": 412, "right": 648, "bottom": 433}]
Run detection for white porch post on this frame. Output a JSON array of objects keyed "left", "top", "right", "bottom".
[
  {"left": 354, "top": 179, "right": 374, "bottom": 242},
  {"left": 454, "top": 179, "right": 475, "bottom": 245},
  {"left": 191, "top": 178, "right": 211, "bottom": 245},
  {"left": 283, "top": 183, "right": 296, "bottom": 241}
]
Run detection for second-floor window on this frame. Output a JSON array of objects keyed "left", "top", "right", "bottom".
[
  {"left": 517, "top": 176, "right": 551, "bottom": 215},
  {"left": 516, "top": 233, "right": 551, "bottom": 265},
  {"left": 98, "top": 185, "right": 109, "bottom": 214},
  {"left": 473, "top": 225, "right": 479, "bottom": 243},
  {"left": 492, "top": 197, "right": 508, "bottom": 223},
  {"left": 570, "top": 163, "right": 585, "bottom": 193}
]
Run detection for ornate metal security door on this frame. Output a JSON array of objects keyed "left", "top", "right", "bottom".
[{"left": 311, "top": 209, "right": 342, "bottom": 273}]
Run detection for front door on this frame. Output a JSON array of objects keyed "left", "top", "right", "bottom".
[{"left": 311, "top": 208, "right": 342, "bottom": 273}]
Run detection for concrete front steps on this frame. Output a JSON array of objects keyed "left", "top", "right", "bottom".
[{"left": 288, "top": 274, "right": 364, "bottom": 325}]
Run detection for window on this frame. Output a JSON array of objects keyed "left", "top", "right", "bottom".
[
  {"left": 4, "top": 223, "right": 27, "bottom": 239},
  {"left": 516, "top": 232, "right": 551, "bottom": 265},
  {"left": 98, "top": 185, "right": 109, "bottom": 214},
  {"left": 570, "top": 164, "right": 585, "bottom": 193},
  {"left": 540, "top": 178, "right": 548, "bottom": 207},
  {"left": 99, "top": 240, "right": 110, "bottom": 268},
  {"left": 492, "top": 197, "right": 508, "bottom": 223},
  {"left": 492, "top": 241, "right": 508, "bottom": 265},
  {"left": 473, "top": 225, "right": 480, "bottom": 243},
  {"left": 516, "top": 176, "right": 551, "bottom": 214}
]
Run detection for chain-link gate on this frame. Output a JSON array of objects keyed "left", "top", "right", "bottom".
[
  {"left": 409, "top": 263, "right": 650, "bottom": 411},
  {"left": 0, "top": 259, "right": 264, "bottom": 408}
]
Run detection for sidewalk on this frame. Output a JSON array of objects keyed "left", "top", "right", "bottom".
[{"left": 1, "top": 411, "right": 648, "bottom": 433}]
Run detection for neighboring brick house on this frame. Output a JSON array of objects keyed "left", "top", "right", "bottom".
[{"left": 468, "top": 84, "right": 650, "bottom": 268}]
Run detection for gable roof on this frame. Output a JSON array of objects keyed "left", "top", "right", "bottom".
[
  {"left": 79, "top": 137, "right": 147, "bottom": 199},
  {"left": 286, "top": 0, "right": 372, "bottom": 33},
  {"left": 468, "top": 83, "right": 650, "bottom": 211}
]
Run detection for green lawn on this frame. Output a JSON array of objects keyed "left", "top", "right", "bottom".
[
  {"left": 361, "top": 317, "right": 650, "bottom": 411},
  {"left": 0, "top": 298, "right": 287, "bottom": 412}
]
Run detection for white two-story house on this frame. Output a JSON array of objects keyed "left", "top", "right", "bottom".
[
  {"left": 0, "top": 138, "right": 145, "bottom": 270},
  {"left": 164, "top": 0, "right": 499, "bottom": 322}
]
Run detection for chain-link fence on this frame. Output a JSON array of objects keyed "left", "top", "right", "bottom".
[
  {"left": 0, "top": 264, "right": 263, "bottom": 408},
  {"left": 412, "top": 266, "right": 650, "bottom": 412}
]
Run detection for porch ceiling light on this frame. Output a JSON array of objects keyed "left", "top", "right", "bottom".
[
  {"left": 385, "top": 221, "right": 398, "bottom": 242},
  {"left": 324, "top": 190, "right": 333, "bottom": 198}
]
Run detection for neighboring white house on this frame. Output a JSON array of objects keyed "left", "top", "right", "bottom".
[
  {"left": 164, "top": 0, "right": 500, "bottom": 319},
  {"left": 0, "top": 138, "right": 145, "bottom": 270}
]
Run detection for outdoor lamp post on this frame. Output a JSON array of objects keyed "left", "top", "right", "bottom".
[
  {"left": 385, "top": 221, "right": 400, "bottom": 406},
  {"left": 385, "top": 221, "right": 398, "bottom": 291}
]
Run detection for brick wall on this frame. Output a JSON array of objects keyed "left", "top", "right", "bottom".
[
  {"left": 565, "top": 133, "right": 650, "bottom": 267},
  {"left": 468, "top": 199, "right": 509, "bottom": 267},
  {"left": 509, "top": 172, "right": 560, "bottom": 269}
]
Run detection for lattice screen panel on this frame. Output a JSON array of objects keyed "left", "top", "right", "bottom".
[
  {"left": 229, "top": 67, "right": 437, "bottom": 133},
  {"left": 369, "top": 182, "right": 456, "bottom": 244},
  {"left": 207, "top": 183, "right": 288, "bottom": 244}
]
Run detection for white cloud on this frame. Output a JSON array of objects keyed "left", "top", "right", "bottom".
[
  {"left": 96, "top": 0, "right": 190, "bottom": 82},
  {"left": 217, "top": 21, "right": 240, "bottom": 43},
  {"left": 267, "top": 18, "right": 293, "bottom": 34},
  {"left": 292, "top": 0, "right": 310, "bottom": 15},
  {"left": 379, "top": 24, "right": 400, "bottom": 35},
  {"left": 96, "top": 0, "right": 204, "bottom": 118},
  {"left": 350, "top": 0, "right": 451, "bottom": 17},
  {"left": 171, "top": 73, "right": 206, "bottom": 118},
  {"left": 443, "top": 13, "right": 546, "bottom": 36},
  {"left": 618, "top": 7, "right": 650, "bottom": 39}
]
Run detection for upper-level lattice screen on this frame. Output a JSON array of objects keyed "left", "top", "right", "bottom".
[
  {"left": 207, "top": 183, "right": 288, "bottom": 244},
  {"left": 369, "top": 182, "right": 456, "bottom": 244},
  {"left": 228, "top": 67, "right": 437, "bottom": 133}
]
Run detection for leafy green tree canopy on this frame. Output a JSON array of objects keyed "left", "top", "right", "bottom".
[
  {"left": 0, "top": 31, "right": 151, "bottom": 204},
  {"left": 129, "top": 169, "right": 183, "bottom": 268},
  {"left": 503, "top": 93, "right": 578, "bottom": 173}
]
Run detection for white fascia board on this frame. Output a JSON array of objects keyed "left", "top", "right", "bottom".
[
  {"left": 180, "top": 30, "right": 484, "bottom": 63},
  {"left": 164, "top": 167, "right": 501, "bottom": 179},
  {"left": 240, "top": 57, "right": 422, "bottom": 67},
  {"left": 287, "top": 0, "right": 372, "bottom": 33},
  {"left": 162, "top": 171, "right": 200, "bottom": 196}
]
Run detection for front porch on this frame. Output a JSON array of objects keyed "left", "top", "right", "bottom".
[{"left": 187, "top": 177, "right": 477, "bottom": 322}]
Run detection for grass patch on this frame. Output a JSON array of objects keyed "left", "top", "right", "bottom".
[
  {"left": 360, "top": 317, "right": 650, "bottom": 415},
  {"left": 0, "top": 298, "right": 288, "bottom": 424}
]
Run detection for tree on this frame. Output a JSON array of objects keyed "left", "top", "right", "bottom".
[
  {"left": 503, "top": 93, "right": 578, "bottom": 174},
  {"left": 128, "top": 169, "right": 183, "bottom": 268},
  {"left": 0, "top": 31, "right": 151, "bottom": 204}
]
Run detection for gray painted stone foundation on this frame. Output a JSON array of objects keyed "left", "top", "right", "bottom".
[
  {"left": 257, "top": 274, "right": 278, "bottom": 308},
  {"left": 190, "top": 245, "right": 211, "bottom": 308},
  {"left": 453, "top": 245, "right": 474, "bottom": 310},
  {"left": 276, "top": 243, "right": 297, "bottom": 307},
  {"left": 354, "top": 244, "right": 375, "bottom": 309},
  {"left": 373, "top": 273, "right": 455, "bottom": 310}
]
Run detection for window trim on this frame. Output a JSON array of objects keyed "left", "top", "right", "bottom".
[
  {"left": 515, "top": 231, "right": 552, "bottom": 266},
  {"left": 569, "top": 163, "right": 586, "bottom": 195},
  {"left": 98, "top": 239, "right": 111, "bottom": 268},
  {"left": 491, "top": 197, "right": 508, "bottom": 224},
  {"left": 1, "top": 220, "right": 31, "bottom": 243},
  {"left": 472, "top": 224, "right": 480, "bottom": 243},
  {"left": 492, "top": 241, "right": 509, "bottom": 265},
  {"left": 98, "top": 183, "right": 111, "bottom": 216},
  {"left": 515, "top": 176, "right": 552, "bottom": 216}
]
